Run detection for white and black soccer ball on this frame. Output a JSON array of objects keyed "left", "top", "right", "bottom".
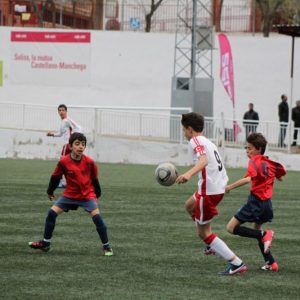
[{"left": 155, "top": 162, "right": 178, "bottom": 186}]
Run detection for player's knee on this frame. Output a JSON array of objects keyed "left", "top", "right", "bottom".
[
  {"left": 92, "top": 214, "right": 106, "bottom": 229},
  {"left": 226, "top": 223, "right": 234, "bottom": 234},
  {"left": 185, "top": 202, "right": 194, "bottom": 216},
  {"left": 46, "top": 209, "right": 58, "bottom": 222}
]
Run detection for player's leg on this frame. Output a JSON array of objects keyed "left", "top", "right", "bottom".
[
  {"left": 228, "top": 194, "right": 274, "bottom": 253},
  {"left": 254, "top": 223, "right": 279, "bottom": 272},
  {"left": 197, "top": 223, "right": 247, "bottom": 275},
  {"left": 194, "top": 193, "right": 247, "bottom": 275},
  {"left": 90, "top": 208, "right": 113, "bottom": 256},
  {"left": 185, "top": 195, "right": 215, "bottom": 255},
  {"left": 185, "top": 195, "right": 196, "bottom": 220},
  {"left": 227, "top": 216, "right": 262, "bottom": 238},
  {"left": 29, "top": 205, "right": 63, "bottom": 251}
]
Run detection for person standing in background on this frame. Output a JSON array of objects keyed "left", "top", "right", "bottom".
[
  {"left": 47, "top": 104, "right": 82, "bottom": 187},
  {"left": 291, "top": 100, "right": 300, "bottom": 146},
  {"left": 243, "top": 103, "right": 259, "bottom": 139},
  {"left": 278, "top": 94, "right": 289, "bottom": 147}
]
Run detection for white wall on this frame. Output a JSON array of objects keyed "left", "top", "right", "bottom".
[
  {"left": 1, "top": 27, "right": 300, "bottom": 121},
  {"left": 1, "top": 27, "right": 300, "bottom": 169},
  {"left": 2, "top": 128, "right": 300, "bottom": 170}
]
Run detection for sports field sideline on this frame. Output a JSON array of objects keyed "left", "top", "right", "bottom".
[{"left": 0, "top": 159, "right": 299, "bottom": 299}]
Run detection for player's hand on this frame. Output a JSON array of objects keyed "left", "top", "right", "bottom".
[
  {"left": 176, "top": 174, "right": 189, "bottom": 184},
  {"left": 48, "top": 194, "right": 55, "bottom": 201},
  {"left": 225, "top": 186, "right": 230, "bottom": 193},
  {"left": 46, "top": 132, "right": 54, "bottom": 136}
]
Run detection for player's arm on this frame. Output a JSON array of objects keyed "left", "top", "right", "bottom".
[
  {"left": 47, "top": 176, "right": 61, "bottom": 200},
  {"left": 226, "top": 176, "right": 251, "bottom": 193},
  {"left": 92, "top": 178, "right": 102, "bottom": 199},
  {"left": 176, "top": 155, "right": 208, "bottom": 184},
  {"left": 277, "top": 176, "right": 285, "bottom": 181},
  {"left": 48, "top": 120, "right": 67, "bottom": 137},
  {"left": 91, "top": 161, "right": 101, "bottom": 199},
  {"left": 46, "top": 163, "right": 63, "bottom": 200}
]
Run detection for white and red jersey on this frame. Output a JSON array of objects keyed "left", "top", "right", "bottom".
[
  {"left": 53, "top": 117, "right": 82, "bottom": 143},
  {"left": 189, "top": 135, "right": 228, "bottom": 195}
]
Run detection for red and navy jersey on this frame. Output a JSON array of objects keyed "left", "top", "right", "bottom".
[
  {"left": 245, "top": 154, "right": 286, "bottom": 200},
  {"left": 51, "top": 154, "right": 99, "bottom": 200}
]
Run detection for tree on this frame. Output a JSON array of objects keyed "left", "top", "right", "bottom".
[
  {"left": 278, "top": 0, "right": 300, "bottom": 24},
  {"left": 145, "top": 0, "right": 164, "bottom": 32},
  {"left": 256, "top": 0, "right": 284, "bottom": 37},
  {"left": 30, "top": 0, "right": 55, "bottom": 27},
  {"left": 214, "top": 0, "right": 224, "bottom": 32},
  {"left": 92, "top": 0, "right": 104, "bottom": 30}
]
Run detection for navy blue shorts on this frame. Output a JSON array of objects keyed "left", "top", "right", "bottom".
[
  {"left": 54, "top": 196, "right": 98, "bottom": 213},
  {"left": 235, "top": 193, "right": 273, "bottom": 224}
]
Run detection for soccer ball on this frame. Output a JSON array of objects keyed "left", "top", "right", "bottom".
[{"left": 155, "top": 162, "right": 178, "bottom": 186}]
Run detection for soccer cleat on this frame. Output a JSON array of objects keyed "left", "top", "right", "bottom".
[
  {"left": 218, "top": 262, "right": 248, "bottom": 276},
  {"left": 204, "top": 246, "right": 216, "bottom": 256},
  {"left": 261, "top": 262, "right": 279, "bottom": 272},
  {"left": 28, "top": 240, "right": 50, "bottom": 252},
  {"left": 262, "top": 230, "right": 274, "bottom": 253},
  {"left": 103, "top": 247, "right": 114, "bottom": 257}
]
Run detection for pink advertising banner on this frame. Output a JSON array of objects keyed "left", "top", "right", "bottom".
[
  {"left": 218, "top": 33, "right": 235, "bottom": 107},
  {"left": 218, "top": 33, "right": 242, "bottom": 139}
]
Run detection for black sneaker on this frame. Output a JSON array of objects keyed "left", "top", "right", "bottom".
[
  {"left": 28, "top": 240, "right": 50, "bottom": 252},
  {"left": 218, "top": 262, "right": 247, "bottom": 276}
]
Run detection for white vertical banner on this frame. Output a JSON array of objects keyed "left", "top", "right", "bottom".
[{"left": 10, "top": 31, "right": 91, "bottom": 86}]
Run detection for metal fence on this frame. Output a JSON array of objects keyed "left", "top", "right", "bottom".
[
  {"left": 0, "top": 102, "right": 296, "bottom": 153},
  {"left": 0, "top": 0, "right": 255, "bottom": 33}
]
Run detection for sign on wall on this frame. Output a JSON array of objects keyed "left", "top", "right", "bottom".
[{"left": 10, "top": 31, "right": 91, "bottom": 86}]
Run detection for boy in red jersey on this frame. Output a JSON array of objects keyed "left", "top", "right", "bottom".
[
  {"left": 29, "top": 132, "right": 113, "bottom": 256},
  {"left": 226, "top": 132, "right": 286, "bottom": 271},
  {"left": 176, "top": 113, "right": 247, "bottom": 276}
]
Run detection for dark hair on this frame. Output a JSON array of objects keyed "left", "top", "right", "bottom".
[
  {"left": 247, "top": 132, "right": 267, "bottom": 154},
  {"left": 181, "top": 112, "right": 204, "bottom": 132},
  {"left": 281, "top": 94, "right": 287, "bottom": 100},
  {"left": 69, "top": 132, "right": 87, "bottom": 146},
  {"left": 58, "top": 104, "right": 67, "bottom": 111}
]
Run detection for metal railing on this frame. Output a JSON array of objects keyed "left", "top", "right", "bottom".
[{"left": 0, "top": 102, "right": 296, "bottom": 152}]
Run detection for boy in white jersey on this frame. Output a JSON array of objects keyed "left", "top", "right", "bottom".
[
  {"left": 47, "top": 104, "right": 82, "bottom": 156},
  {"left": 47, "top": 104, "right": 82, "bottom": 187},
  {"left": 176, "top": 112, "right": 247, "bottom": 276}
]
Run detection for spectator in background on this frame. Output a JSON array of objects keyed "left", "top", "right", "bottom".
[
  {"left": 291, "top": 100, "right": 300, "bottom": 146},
  {"left": 278, "top": 94, "right": 289, "bottom": 147},
  {"left": 243, "top": 103, "right": 259, "bottom": 139}
]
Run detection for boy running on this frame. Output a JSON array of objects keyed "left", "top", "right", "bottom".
[
  {"left": 225, "top": 132, "right": 286, "bottom": 271},
  {"left": 29, "top": 132, "right": 113, "bottom": 256},
  {"left": 176, "top": 112, "right": 247, "bottom": 276}
]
